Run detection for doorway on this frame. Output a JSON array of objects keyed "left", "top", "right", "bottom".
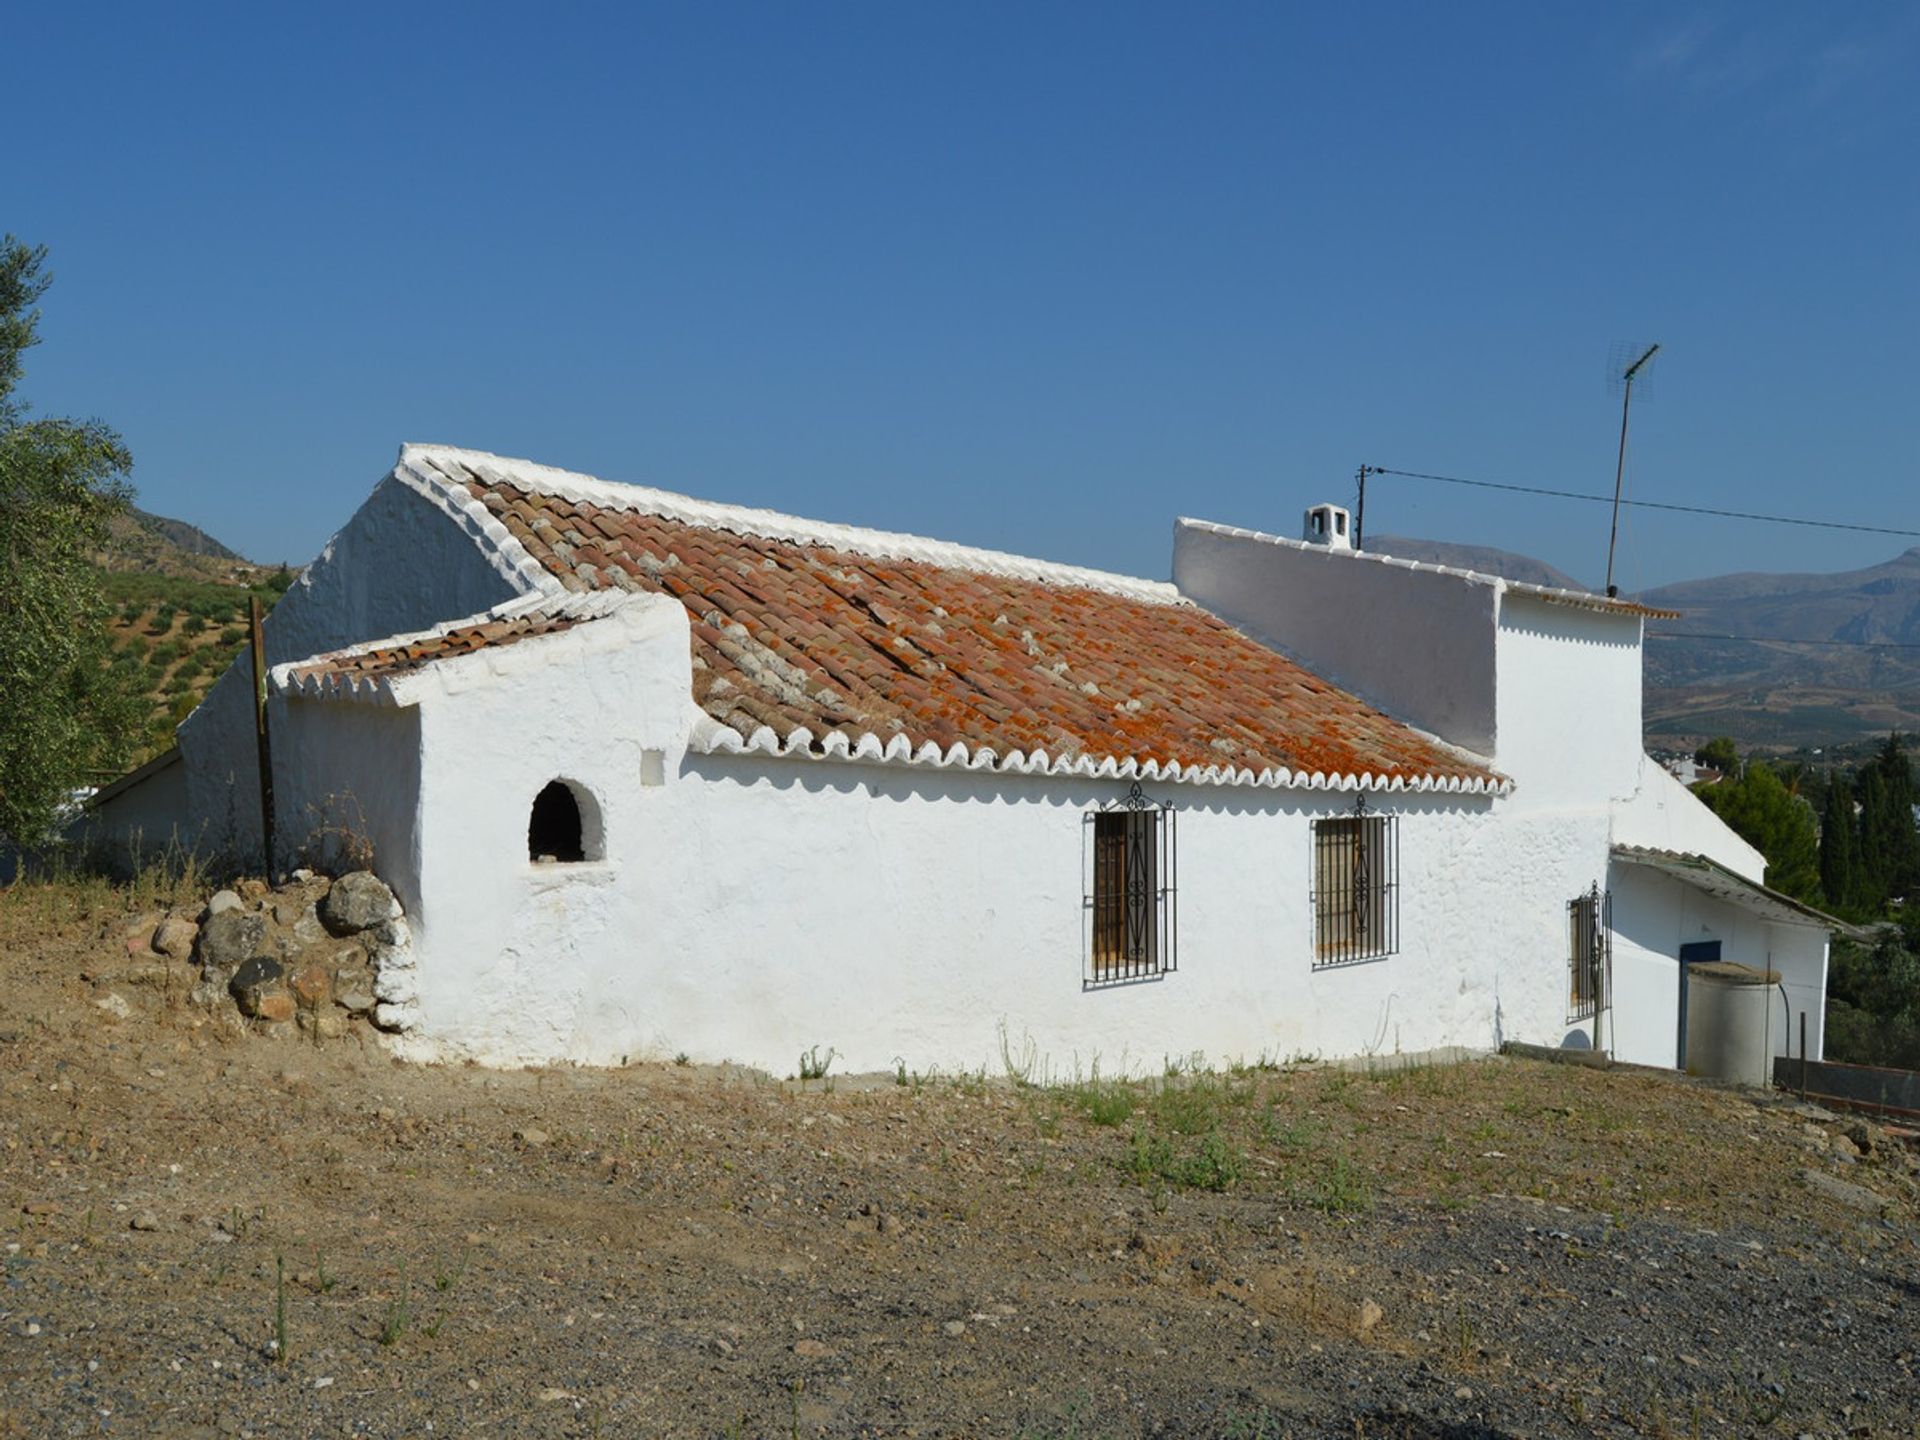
[{"left": 1676, "top": 940, "right": 1721, "bottom": 1069}]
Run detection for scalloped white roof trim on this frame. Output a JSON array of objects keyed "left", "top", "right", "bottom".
[
  {"left": 686, "top": 712, "right": 1510, "bottom": 795},
  {"left": 1176, "top": 517, "right": 1675, "bottom": 619},
  {"left": 397, "top": 442, "right": 1186, "bottom": 606},
  {"left": 272, "top": 591, "right": 630, "bottom": 705}
]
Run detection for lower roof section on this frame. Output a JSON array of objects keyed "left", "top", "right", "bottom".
[{"left": 1612, "top": 844, "right": 1864, "bottom": 938}]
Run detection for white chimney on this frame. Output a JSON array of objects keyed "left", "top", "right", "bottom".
[{"left": 1302, "top": 503, "right": 1352, "bottom": 551}]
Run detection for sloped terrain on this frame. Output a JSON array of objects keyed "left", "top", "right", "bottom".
[
  {"left": 87, "top": 511, "right": 288, "bottom": 766},
  {"left": 1, "top": 879, "right": 1917, "bottom": 1439}
]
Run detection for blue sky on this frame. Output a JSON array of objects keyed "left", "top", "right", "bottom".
[{"left": 9, "top": 2, "right": 1917, "bottom": 589}]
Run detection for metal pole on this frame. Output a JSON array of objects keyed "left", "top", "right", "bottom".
[
  {"left": 1799, "top": 1011, "right": 1808, "bottom": 1099},
  {"left": 248, "top": 595, "right": 275, "bottom": 880},
  {"left": 1605, "top": 343, "right": 1659, "bottom": 597},
  {"left": 1354, "top": 465, "right": 1369, "bottom": 551}
]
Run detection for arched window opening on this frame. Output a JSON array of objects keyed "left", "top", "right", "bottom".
[{"left": 529, "top": 780, "right": 588, "bottom": 863}]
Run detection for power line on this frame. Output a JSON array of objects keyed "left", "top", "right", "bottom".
[
  {"left": 1646, "top": 631, "right": 1920, "bottom": 651},
  {"left": 1370, "top": 467, "right": 1920, "bottom": 541}
]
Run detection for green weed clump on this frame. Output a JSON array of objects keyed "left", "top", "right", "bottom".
[{"left": 1125, "top": 1126, "right": 1244, "bottom": 1192}]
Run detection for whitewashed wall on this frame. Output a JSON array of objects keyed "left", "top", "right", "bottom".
[
  {"left": 1492, "top": 596, "right": 1643, "bottom": 810},
  {"left": 272, "top": 699, "right": 424, "bottom": 913},
  {"left": 350, "top": 607, "right": 1618, "bottom": 1074},
  {"left": 1612, "top": 764, "right": 1766, "bottom": 882},
  {"left": 1173, "top": 522, "right": 1501, "bottom": 755},
  {"left": 176, "top": 473, "right": 521, "bottom": 862},
  {"left": 1608, "top": 864, "right": 1826, "bottom": 1068}
]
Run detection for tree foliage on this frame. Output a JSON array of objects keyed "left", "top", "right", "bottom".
[
  {"left": 1692, "top": 736, "right": 1740, "bottom": 778},
  {"left": 1826, "top": 910, "right": 1920, "bottom": 1071},
  {"left": 1818, "top": 773, "right": 1859, "bottom": 915},
  {"left": 1693, "top": 757, "right": 1822, "bottom": 904},
  {"left": 0, "top": 237, "right": 141, "bottom": 849},
  {"left": 1860, "top": 733, "right": 1920, "bottom": 904}
]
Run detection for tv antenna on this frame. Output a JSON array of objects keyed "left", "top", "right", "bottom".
[{"left": 1604, "top": 341, "right": 1659, "bottom": 596}]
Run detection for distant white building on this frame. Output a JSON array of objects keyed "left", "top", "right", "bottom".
[{"left": 84, "top": 448, "right": 1845, "bottom": 1076}]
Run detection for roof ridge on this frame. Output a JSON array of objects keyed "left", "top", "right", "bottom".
[{"left": 401, "top": 443, "right": 1185, "bottom": 605}]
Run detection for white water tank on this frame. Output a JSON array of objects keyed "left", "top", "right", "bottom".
[{"left": 1685, "top": 962, "right": 1778, "bottom": 1087}]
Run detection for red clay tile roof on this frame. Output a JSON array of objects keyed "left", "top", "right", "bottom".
[
  {"left": 440, "top": 473, "right": 1499, "bottom": 791},
  {"left": 289, "top": 613, "right": 585, "bottom": 687}
]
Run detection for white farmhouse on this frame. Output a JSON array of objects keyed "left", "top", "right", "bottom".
[{"left": 86, "top": 447, "right": 1843, "bottom": 1076}]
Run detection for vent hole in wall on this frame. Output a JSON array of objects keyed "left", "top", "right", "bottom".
[{"left": 529, "top": 780, "right": 587, "bottom": 863}]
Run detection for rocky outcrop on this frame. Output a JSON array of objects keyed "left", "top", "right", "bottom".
[{"left": 174, "top": 870, "right": 418, "bottom": 1040}]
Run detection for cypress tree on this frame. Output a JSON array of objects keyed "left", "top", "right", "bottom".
[
  {"left": 1873, "top": 733, "right": 1920, "bottom": 901},
  {"left": 1856, "top": 765, "right": 1893, "bottom": 914},
  {"left": 1820, "top": 774, "right": 1858, "bottom": 914}
]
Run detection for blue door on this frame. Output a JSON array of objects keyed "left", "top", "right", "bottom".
[{"left": 1677, "top": 941, "right": 1721, "bottom": 1068}]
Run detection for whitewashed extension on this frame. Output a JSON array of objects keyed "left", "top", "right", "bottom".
[{"left": 87, "top": 447, "right": 1843, "bottom": 1075}]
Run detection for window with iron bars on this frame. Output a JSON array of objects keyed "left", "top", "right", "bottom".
[
  {"left": 1083, "top": 785, "right": 1177, "bottom": 985},
  {"left": 1310, "top": 804, "right": 1399, "bottom": 966},
  {"left": 1568, "top": 884, "right": 1611, "bottom": 1020}
]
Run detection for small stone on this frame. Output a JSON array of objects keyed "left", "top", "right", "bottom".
[
  {"left": 297, "top": 1010, "right": 347, "bottom": 1040},
  {"left": 228, "top": 956, "right": 285, "bottom": 1017},
  {"left": 320, "top": 871, "right": 397, "bottom": 936},
  {"left": 197, "top": 911, "right": 266, "bottom": 972},
  {"left": 515, "top": 1128, "right": 550, "bottom": 1148},
  {"left": 1356, "top": 1299, "right": 1384, "bottom": 1338},
  {"left": 793, "top": 1338, "right": 835, "bottom": 1358},
  {"left": 292, "top": 868, "right": 314, "bottom": 883},
  {"left": 22, "top": 1201, "right": 60, "bottom": 1216},
  {"left": 130, "top": 1211, "right": 160, "bottom": 1232},
  {"left": 1454, "top": 1386, "right": 1474, "bottom": 1401},
  {"left": 152, "top": 916, "right": 199, "bottom": 959},
  {"left": 255, "top": 993, "right": 296, "bottom": 1025},
  {"left": 237, "top": 878, "right": 269, "bottom": 902},
  {"left": 877, "top": 1212, "right": 904, "bottom": 1235},
  {"left": 1831, "top": 1134, "right": 1861, "bottom": 1160},
  {"left": 93, "top": 991, "right": 132, "bottom": 1021},
  {"left": 289, "top": 961, "right": 332, "bottom": 1010},
  {"left": 333, "top": 985, "right": 376, "bottom": 1015},
  {"left": 1801, "top": 1168, "right": 1888, "bottom": 1215},
  {"left": 203, "top": 890, "right": 242, "bottom": 920},
  {"left": 942, "top": 1320, "right": 967, "bottom": 1337},
  {"left": 1844, "top": 1121, "right": 1875, "bottom": 1156}
]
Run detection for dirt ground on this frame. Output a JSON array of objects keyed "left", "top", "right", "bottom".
[{"left": 2, "top": 879, "right": 1918, "bottom": 1439}]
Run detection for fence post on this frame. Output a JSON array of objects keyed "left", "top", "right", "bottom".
[{"left": 249, "top": 595, "right": 275, "bottom": 880}]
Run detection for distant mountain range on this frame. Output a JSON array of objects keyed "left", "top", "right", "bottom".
[{"left": 1367, "top": 535, "right": 1920, "bottom": 752}]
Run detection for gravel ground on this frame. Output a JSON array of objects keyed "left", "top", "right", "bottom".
[{"left": 2, "top": 886, "right": 1918, "bottom": 1439}]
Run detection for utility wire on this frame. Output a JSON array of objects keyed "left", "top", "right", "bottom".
[{"left": 1370, "top": 467, "right": 1920, "bottom": 541}]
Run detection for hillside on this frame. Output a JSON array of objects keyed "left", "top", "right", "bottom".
[
  {"left": 1369, "top": 534, "right": 1920, "bottom": 752},
  {"left": 0, "top": 874, "right": 1915, "bottom": 1437},
  {"left": 1637, "top": 549, "right": 1920, "bottom": 751},
  {"left": 91, "top": 510, "right": 288, "bottom": 766},
  {"left": 1367, "top": 535, "right": 1589, "bottom": 591}
]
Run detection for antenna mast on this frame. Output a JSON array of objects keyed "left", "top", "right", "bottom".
[{"left": 1605, "top": 342, "right": 1660, "bottom": 597}]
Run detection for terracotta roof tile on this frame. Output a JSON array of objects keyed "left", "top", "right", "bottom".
[
  {"left": 448, "top": 475, "right": 1497, "bottom": 789},
  {"left": 290, "top": 613, "right": 585, "bottom": 685}
]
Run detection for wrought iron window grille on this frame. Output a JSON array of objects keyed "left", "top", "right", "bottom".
[
  {"left": 1310, "top": 796, "right": 1400, "bottom": 968},
  {"left": 1568, "top": 883, "right": 1611, "bottom": 1021},
  {"left": 1083, "top": 782, "right": 1178, "bottom": 987}
]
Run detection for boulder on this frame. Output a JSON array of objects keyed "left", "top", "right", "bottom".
[
  {"left": 151, "top": 915, "right": 199, "bottom": 960},
  {"left": 289, "top": 961, "right": 333, "bottom": 1010},
  {"left": 320, "top": 872, "right": 397, "bottom": 936},
  {"left": 195, "top": 911, "right": 266, "bottom": 973},
  {"left": 228, "top": 956, "right": 286, "bottom": 1018}
]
